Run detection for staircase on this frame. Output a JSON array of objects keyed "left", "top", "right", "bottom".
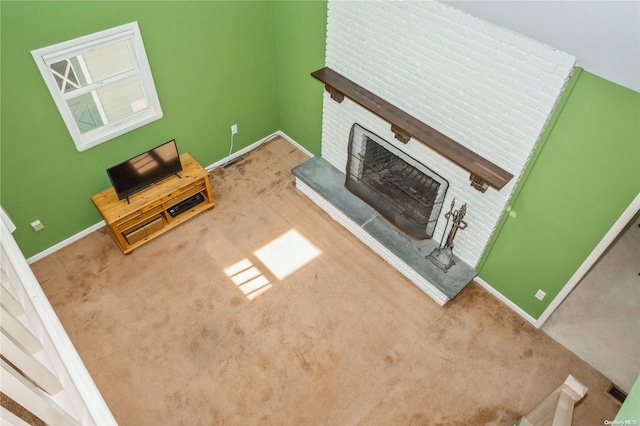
[
  {"left": 515, "top": 375, "right": 588, "bottom": 426},
  {"left": 1, "top": 215, "right": 116, "bottom": 425}
]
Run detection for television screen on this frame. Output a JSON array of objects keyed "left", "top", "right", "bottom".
[{"left": 107, "top": 139, "right": 182, "bottom": 200}]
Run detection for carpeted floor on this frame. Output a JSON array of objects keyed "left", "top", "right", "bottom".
[
  {"left": 542, "top": 211, "right": 640, "bottom": 393},
  {"left": 32, "top": 137, "right": 621, "bottom": 425}
]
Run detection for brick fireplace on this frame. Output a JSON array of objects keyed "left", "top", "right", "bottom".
[
  {"left": 345, "top": 123, "right": 449, "bottom": 240},
  {"left": 294, "top": 1, "right": 576, "bottom": 304}
]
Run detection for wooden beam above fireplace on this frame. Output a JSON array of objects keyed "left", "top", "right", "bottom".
[{"left": 311, "top": 67, "right": 514, "bottom": 192}]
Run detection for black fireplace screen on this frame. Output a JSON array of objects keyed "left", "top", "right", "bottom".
[{"left": 345, "top": 124, "right": 448, "bottom": 240}]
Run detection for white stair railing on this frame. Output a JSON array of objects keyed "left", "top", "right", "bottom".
[
  {"left": 515, "top": 375, "right": 588, "bottom": 426},
  {"left": 1, "top": 217, "right": 117, "bottom": 425}
]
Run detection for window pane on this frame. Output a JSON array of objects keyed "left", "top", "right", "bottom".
[
  {"left": 64, "top": 71, "right": 148, "bottom": 133},
  {"left": 67, "top": 93, "right": 104, "bottom": 134},
  {"left": 50, "top": 59, "right": 81, "bottom": 93},
  {"left": 48, "top": 39, "right": 135, "bottom": 94},
  {"left": 82, "top": 40, "right": 134, "bottom": 82},
  {"left": 96, "top": 75, "right": 148, "bottom": 123}
]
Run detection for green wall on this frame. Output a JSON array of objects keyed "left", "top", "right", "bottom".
[
  {"left": 0, "top": 1, "right": 327, "bottom": 258},
  {"left": 615, "top": 375, "right": 640, "bottom": 422},
  {"left": 478, "top": 69, "right": 640, "bottom": 319},
  {"left": 273, "top": 1, "right": 327, "bottom": 155}
]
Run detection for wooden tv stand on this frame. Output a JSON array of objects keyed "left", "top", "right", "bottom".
[{"left": 91, "top": 153, "right": 214, "bottom": 254}]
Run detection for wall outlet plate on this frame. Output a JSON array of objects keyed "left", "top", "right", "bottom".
[
  {"left": 535, "top": 289, "right": 546, "bottom": 301},
  {"left": 231, "top": 124, "right": 238, "bottom": 135},
  {"left": 30, "top": 220, "right": 44, "bottom": 231}
]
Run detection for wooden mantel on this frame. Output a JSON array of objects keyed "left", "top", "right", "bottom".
[{"left": 311, "top": 67, "right": 514, "bottom": 192}]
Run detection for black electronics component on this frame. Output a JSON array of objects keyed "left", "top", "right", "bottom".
[{"left": 167, "top": 193, "right": 205, "bottom": 218}]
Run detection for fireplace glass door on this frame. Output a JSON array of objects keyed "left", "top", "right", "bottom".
[{"left": 345, "top": 124, "right": 448, "bottom": 240}]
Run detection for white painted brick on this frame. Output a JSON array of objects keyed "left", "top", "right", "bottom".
[
  {"left": 513, "top": 69, "right": 547, "bottom": 94},
  {"left": 525, "top": 54, "right": 557, "bottom": 74},
  {"left": 533, "top": 43, "right": 558, "bottom": 62},
  {"left": 323, "top": 0, "right": 574, "bottom": 266},
  {"left": 562, "top": 54, "right": 577, "bottom": 70},
  {"left": 424, "top": 7, "right": 452, "bottom": 30},
  {"left": 511, "top": 57, "right": 543, "bottom": 79},
  {"left": 506, "top": 108, "right": 535, "bottom": 128},
  {"left": 550, "top": 50, "right": 571, "bottom": 67},
  {"left": 484, "top": 22, "right": 513, "bottom": 44},
  {"left": 518, "top": 105, "right": 548, "bottom": 125},
  {"left": 502, "top": 76, "right": 531, "bottom": 95},
  {"left": 499, "top": 43, "right": 527, "bottom": 61},
  {"left": 525, "top": 88, "right": 557, "bottom": 108},
  {"left": 554, "top": 63, "right": 575, "bottom": 78},
  {"left": 447, "top": 20, "right": 475, "bottom": 42},
  {"left": 500, "top": 123, "right": 527, "bottom": 140},
  {"left": 510, "top": 35, "right": 537, "bottom": 54},
  {"left": 539, "top": 75, "right": 568, "bottom": 94}
]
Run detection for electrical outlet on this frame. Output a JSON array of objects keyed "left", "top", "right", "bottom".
[
  {"left": 31, "top": 220, "right": 44, "bottom": 231},
  {"left": 535, "top": 289, "right": 546, "bottom": 301},
  {"left": 231, "top": 124, "right": 238, "bottom": 135}
]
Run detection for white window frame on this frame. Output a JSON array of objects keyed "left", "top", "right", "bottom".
[{"left": 31, "top": 22, "right": 163, "bottom": 152}]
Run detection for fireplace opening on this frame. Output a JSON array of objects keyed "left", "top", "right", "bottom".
[{"left": 345, "top": 124, "right": 448, "bottom": 240}]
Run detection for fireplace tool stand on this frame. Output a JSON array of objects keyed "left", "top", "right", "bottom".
[{"left": 427, "top": 199, "right": 467, "bottom": 272}]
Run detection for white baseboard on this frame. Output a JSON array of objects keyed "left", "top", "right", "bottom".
[
  {"left": 275, "top": 130, "right": 315, "bottom": 158},
  {"left": 473, "top": 277, "right": 542, "bottom": 328},
  {"left": 27, "top": 221, "right": 105, "bottom": 264},
  {"left": 205, "top": 133, "right": 275, "bottom": 170},
  {"left": 204, "top": 130, "right": 313, "bottom": 171},
  {"left": 27, "top": 130, "right": 313, "bottom": 262}
]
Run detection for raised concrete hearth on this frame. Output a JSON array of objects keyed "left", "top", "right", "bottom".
[{"left": 292, "top": 156, "right": 476, "bottom": 306}]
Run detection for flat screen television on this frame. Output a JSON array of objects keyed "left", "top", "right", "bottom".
[{"left": 107, "top": 139, "right": 182, "bottom": 201}]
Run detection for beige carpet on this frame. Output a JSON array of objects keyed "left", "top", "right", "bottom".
[{"left": 32, "top": 137, "right": 621, "bottom": 425}]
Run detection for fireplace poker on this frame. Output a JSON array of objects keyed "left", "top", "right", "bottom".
[
  {"left": 427, "top": 199, "right": 468, "bottom": 272},
  {"left": 437, "top": 198, "right": 456, "bottom": 250}
]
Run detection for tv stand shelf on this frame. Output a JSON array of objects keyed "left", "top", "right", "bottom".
[{"left": 91, "top": 152, "right": 214, "bottom": 254}]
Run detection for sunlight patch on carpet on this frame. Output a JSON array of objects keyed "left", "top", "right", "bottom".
[
  {"left": 253, "top": 229, "right": 322, "bottom": 280},
  {"left": 224, "top": 258, "right": 272, "bottom": 300},
  {"left": 224, "top": 229, "right": 321, "bottom": 300}
]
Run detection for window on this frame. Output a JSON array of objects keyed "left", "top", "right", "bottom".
[{"left": 31, "top": 22, "right": 163, "bottom": 152}]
